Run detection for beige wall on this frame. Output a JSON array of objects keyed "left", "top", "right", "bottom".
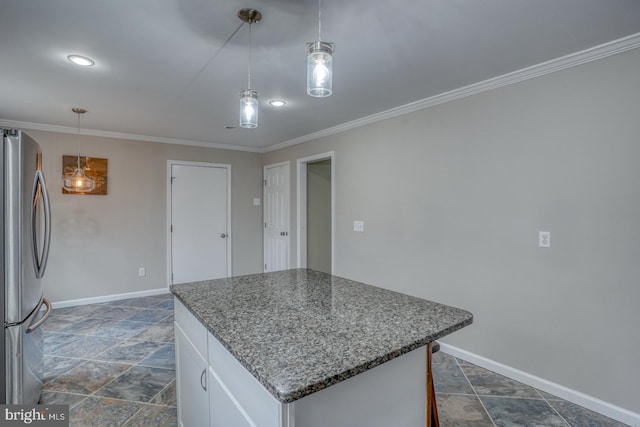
[
  {"left": 263, "top": 49, "right": 640, "bottom": 413},
  {"left": 27, "top": 130, "right": 264, "bottom": 302}
]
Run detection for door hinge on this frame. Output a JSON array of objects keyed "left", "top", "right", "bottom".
[
  {"left": 264, "top": 222, "right": 267, "bottom": 228},
  {"left": 264, "top": 179, "right": 267, "bottom": 186},
  {"left": 171, "top": 176, "right": 176, "bottom": 183},
  {"left": 265, "top": 264, "right": 267, "bottom": 270},
  {"left": 170, "top": 225, "right": 173, "bottom": 232}
]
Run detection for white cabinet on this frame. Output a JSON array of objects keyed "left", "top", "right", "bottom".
[
  {"left": 209, "top": 369, "right": 255, "bottom": 427},
  {"left": 174, "top": 300, "right": 209, "bottom": 427},
  {"left": 208, "top": 331, "right": 282, "bottom": 427},
  {"left": 174, "top": 298, "right": 427, "bottom": 427},
  {"left": 175, "top": 298, "right": 282, "bottom": 427}
]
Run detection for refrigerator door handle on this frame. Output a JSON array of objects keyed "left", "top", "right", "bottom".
[
  {"left": 31, "top": 169, "right": 52, "bottom": 279},
  {"left": 26, "top": 298, "right": 52, "bottom": 333}
]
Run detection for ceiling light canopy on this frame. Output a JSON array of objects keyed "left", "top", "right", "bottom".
[
  {"left": 67, "top": 54, "right": 95, "bottom": 67},
  {"left": 238, "top": 8, "right": 262, "bottom": 129},
  {"left": 307, "top": 0, "right": 334, "bottom": 97}
]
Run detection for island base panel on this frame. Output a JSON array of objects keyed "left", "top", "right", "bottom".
[{"left": 288, "top": 345, "right": 427, "bottom": 427}]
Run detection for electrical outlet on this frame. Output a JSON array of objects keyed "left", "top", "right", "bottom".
[
  {"left": 138, "top": 267, "right": 146, "bottom": 277},
  {"left": 538, "top": 231, "right": 551, "bottom": 248},
  {"left": 353, "top": 220, "right": 365, "bottom": 232}
]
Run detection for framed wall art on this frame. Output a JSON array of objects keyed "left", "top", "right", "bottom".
[{"left": 62, "top": 155, "right": 108, "bottom": 195}]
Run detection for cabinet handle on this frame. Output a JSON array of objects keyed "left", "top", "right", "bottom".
[{"left": 200, "top": 368, "right": 207, "bottom": 391}]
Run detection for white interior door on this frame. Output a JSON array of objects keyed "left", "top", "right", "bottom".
[
  {"left": 263, "top": 162, "right": 289, "bottom": 272},
  {"left": 170, "top": 162, "right": 230, "bottom": 284}
]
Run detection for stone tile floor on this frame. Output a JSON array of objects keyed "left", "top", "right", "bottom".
[
  {"left": 40, "top": 293, "right": 177, "bottom": 426},
  {"left": 432, "top": 351, "right": 628, "bottom": 427},
  {"left": 40, "top": 293, "right": 628, "bottom": 426}
]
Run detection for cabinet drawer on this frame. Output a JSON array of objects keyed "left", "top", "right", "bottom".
[
  {"left": 174, "top": 299, "right": 208, "bottom": 358},
  {"left": 208, "top": 332, "right": 281, "bottom": 427}
]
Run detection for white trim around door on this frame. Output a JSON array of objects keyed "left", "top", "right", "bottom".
[
  {"left": 296, "top": 151, "right": 335, "bottom": 273},
  {"left": 167, "top": 160, "right": 232, "bottom": 286}
]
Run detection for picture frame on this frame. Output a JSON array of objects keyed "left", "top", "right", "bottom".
[{"left": 62, "top": 155, "right": 108, "bottom": 195}]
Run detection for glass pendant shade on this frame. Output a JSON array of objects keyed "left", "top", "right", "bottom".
[
  {"left": 63, "top": 157, "right": 96, "bottom": 192},
  {"left": 64, "top": 107, "right": 96, "bottom": 193},
  {"left": 307, "top": 41, "right": 334, "bottom": 97},
  {"left": 239, "top": 89, "right": 259, "bottom": 129}
]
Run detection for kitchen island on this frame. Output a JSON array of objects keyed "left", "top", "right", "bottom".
[{"left": 171, "top": 269, "right": 472, "bottom": 427}]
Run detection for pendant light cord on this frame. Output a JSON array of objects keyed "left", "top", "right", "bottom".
[
  {"left": 318, "top": 0, "right": 322, "bottom": 41},
  {"left": 163, "top": 22, "right": 243, "bottom": 110},
  {"left": 76, "top": 112, "right": 81, "bottom": 169},
  {"left": 248, "top": 21, "right": 252, "bottom": 90}
]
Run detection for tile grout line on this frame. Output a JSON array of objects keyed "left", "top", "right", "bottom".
[
  {"left": 146, "top": 378, "right": 176, "bottom": 407},
  {"left": 120, "top": 402, "right": 149, "bottom": 427},
  {"left": 44, "top": 313, "right": 170, "bottom": 382},
  {"left": 455, "top": 356, "right": 498, "bottom": 427},
  {"left": 41, "top": 356, "right": 91, "bottom": 392},
  {"left": 43, "top": 328, "right": 131, "bottom": 391},
  {"left": 535, "top": 389, "right": 573, "bottom": 427},
  {"left": 85, "top": 359, "right": 138, "bottom": 399},
  {"left": 454, "top": 356, "right": 578, "bottom": 427},
  {"left": 47, "top": 349, "right": 172, "bottom": 413},
  {"left": 84, "top": 361, "right": 176, "bottom": 425}
]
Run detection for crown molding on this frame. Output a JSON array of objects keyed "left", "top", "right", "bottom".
[
  {"left": 3, "top": 33, "right": 639, "bottom": 154},
  {"left": 0, "top": 119, "right": 263, "bottom": 153},
  {"left": 265, "top": 32, "right": 640, "bottom": 153}
]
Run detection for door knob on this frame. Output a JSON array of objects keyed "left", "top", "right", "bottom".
[{"left": 221, "top": 233, "right": 227, "bottom": 238}]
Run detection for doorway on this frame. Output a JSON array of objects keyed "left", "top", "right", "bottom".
[
  {"left": 297, "top": 152, "right": 335, "bottom": 273},
  {"left": 167, "top": 161, "right": 231, "bottom": 285}
]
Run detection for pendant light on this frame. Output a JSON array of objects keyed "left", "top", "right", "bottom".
[
  {"left": 306, "top": 0, "right": 334, "bottom": 97},
  {"left": 63, "top": 108, "right": 96, "bottom": 193},
  {"left": 238, "top": 9, "right": 262, "bottom": 129}
]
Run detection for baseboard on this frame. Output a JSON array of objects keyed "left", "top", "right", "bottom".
[
  {"left": 51, "top": 288, "right": 171, "bottom": 309},
  {"left": 439, "top": 343, "right": 640, "bottom": 427}
]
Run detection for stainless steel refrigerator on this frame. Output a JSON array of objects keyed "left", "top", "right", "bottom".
[{"left": 1, "top": 129, "right": 52, "bottom": 404}]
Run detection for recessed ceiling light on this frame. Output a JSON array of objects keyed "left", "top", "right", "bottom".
[
  {"left": 269, "top": 99, "right": 286, "bottom": 107},
  {"left": 67, "top": 55, "right": 95, "bottom": 66}
]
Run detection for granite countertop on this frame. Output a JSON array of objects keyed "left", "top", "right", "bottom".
[{"left": 170, "top": 269, "right": 473, "bottom": 403}]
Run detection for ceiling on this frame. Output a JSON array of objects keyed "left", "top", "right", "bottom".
[{"left": 1, "top": 0, "right": 640, "bottom": 151}]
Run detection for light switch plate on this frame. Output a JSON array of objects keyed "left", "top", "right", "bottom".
[
  {"left": 253, "top": 198, "right": 261, "bottom": 206},
  {"left": 353, "top": 220, "right": 365, "bottom": 232}
]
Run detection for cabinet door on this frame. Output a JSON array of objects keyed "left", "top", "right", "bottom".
[
  {"left": 209, "top": 367, "right": 254, "bottom": 427},
  {"left": 175, "top": 323, "right": 209, "bottom": 427},
  {"left": 208, "top": 333, "right": 282, "bottom": 426}
]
